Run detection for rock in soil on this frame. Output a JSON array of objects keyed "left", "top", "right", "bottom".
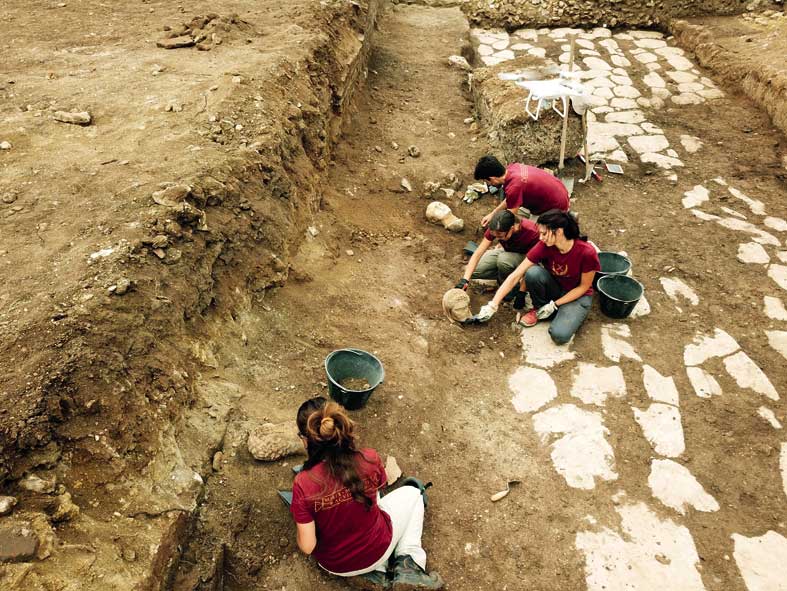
[
  {"left": 52, "top": 111, "right": 92, "bottom": 125},
  {"left": 248, "top": 422, "right": 305, "bottom": 461},
  {"left": 156, "top": 35, "right": 196, "bottom": 49},
  {"left": 0, "top": 141, "right": 12, "bottom": 150},
  {"left": 0, "top": 496, "right": 18, "bottom": 516},
  {"left": 407, "top": 145, "right": 421, "bottom": 158},
  {"left": 48, "top": 492, "right": 80, "bottom": 523},
  {"left": 18, "top": 474, "right": 55, "bottom": 494},
  {"left": 0, "top": 525, "right": 38, "bottom": 563}
]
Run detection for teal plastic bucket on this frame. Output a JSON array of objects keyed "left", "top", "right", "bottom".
[
  {"left": 324, "top": 349, "right": 385, "bottom": 410},
  {"left": 597, "top": 275, "right": 644, "bottom": 319},
  {"left": 594, "top": 252, "right": 632, "bottom": 288}
]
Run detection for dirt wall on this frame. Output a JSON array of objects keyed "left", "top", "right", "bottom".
[
  {"left": 462, "top": 0, "right": 750, "bottom": 29},
  {"left": 671, "top": 18, "right": 787, "bottom": 140}
]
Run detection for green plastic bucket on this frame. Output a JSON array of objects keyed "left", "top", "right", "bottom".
[
  {"left": 324, "top": 349, "right": 385, "bottom": 410},
  {"left": 597, "top": 275, "right": 644, "bottom": 319},
  {"left": 594, "top": 252, "right": 632, "bottom": 288}
]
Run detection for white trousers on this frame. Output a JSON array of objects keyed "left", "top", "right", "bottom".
[{"left": 329, "top": 486, "right": 427, "bottom": 577}]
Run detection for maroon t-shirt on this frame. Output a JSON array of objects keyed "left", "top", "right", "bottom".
[
  {"left": 503, "top": 163, "right": 570, "bottom": 215},
  {"left": 484, "top": 218, "right": 540, "bottom": 254},
  {"left": 526, "top": 239, "right": 600, "bottom": 296},
  {"left": 291, "top": 448, "right": 392, "bottom": 574}
]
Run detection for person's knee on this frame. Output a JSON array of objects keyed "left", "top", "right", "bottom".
[
  {"left": 525, "top": 265, "right": 547, "bottom": 286},
  {"left": 549, "top": 324, "right": 573, "bottom": 345}
]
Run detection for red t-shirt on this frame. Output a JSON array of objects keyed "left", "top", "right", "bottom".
[
  {"left": 291, "top": 448, "right": 392, "bottom": 574},
  {"left": 526, "top": 240, "right": 600, "bottom": 296},
  {"left": 484, "top": 218, "right": 540, "bottom": 253},
  {"left": 503, "top": 164, "right": 570, "bottom": 215}
]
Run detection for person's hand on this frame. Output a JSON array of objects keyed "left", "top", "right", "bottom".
[
  {"left": 536, "top": 300, "right": 558, "bottom": 319},
  {"left": 455, "top": 278, "right": 469, "bottom": 291},
  {"left": 513, "top": 291, "right": 527, "bottom": 310},
  {"left": 475, "top": 301, "right": 498, "bottom": 322},
  {"left": 481, "top": 213, "right": 493, "bottom": 227}
]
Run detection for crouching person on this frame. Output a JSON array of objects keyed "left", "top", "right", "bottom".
[
  {"left": 455, "top": 210, "right": 539, "bottom": 293},
  {"left": 475, "top": 209, "right": 599, "bottom": 345},
  {"left": 291, "top": 397, "right": 444, "bottom": 590}
]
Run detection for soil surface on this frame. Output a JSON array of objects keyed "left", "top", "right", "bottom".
[{"left": 2, "top": 1, "right": 787, "bottom": 590}]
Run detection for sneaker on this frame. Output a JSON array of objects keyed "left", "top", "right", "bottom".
[
  {"left": 391, "top": 556, "right": 444, "bottom": 590},
  {"left": 348, "top": 570, "right": 391, "bottom": 590},
  {"left": 520, "top": 309, "right": 538, "bottom": 327}
]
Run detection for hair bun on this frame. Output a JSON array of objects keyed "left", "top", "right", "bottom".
[{"left": 319, "top": 416, "right": 335, "bottom": 438}]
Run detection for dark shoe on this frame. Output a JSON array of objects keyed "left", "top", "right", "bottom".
[
  {"left": 347, "top": 570, "right": 391, "bottom": 590},
  {"left": 391, "top": 556, "right": 444, "bottom": 590}
]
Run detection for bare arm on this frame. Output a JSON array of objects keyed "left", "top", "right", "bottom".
[
  {"left": 554, "top": 270, "right": 595, "bottom": 306},
  {"left": 492, "top": 257, "right": 535, "bottom": 306},
  {"left": 481, "top": 198, "right": 507, "bottom": 227},
  {"left": 296, "top": 521, "right": 317, "bottom": 555},
  {"left": 462, "top": 238, "right": 492, "bottom": 281}
]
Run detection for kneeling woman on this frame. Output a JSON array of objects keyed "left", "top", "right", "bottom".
[
  {"left": 476, "top": 209, "right": 600, "bottom": 344},
  {"left": 291, "top": 397, "right": 443, "bottom": 590}
]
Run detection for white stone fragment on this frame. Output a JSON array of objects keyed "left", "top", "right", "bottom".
[
  {"left": 510, "top": 43, "right": 533, "bottom": 51},
  {"left": 477, "top": 44, "right": 494, "bottom": 56},
  {"left": 723, "top": 351, "right": 779, "bottom": 401},
  {"left": 576, "top": 502, "right": 706, "bottom": 591},
  {"left": 757, "top": 406, "right": 782, "bottom": 429},
  {"left": 481, "top": 55, "right": 504, "bottom": 66},
  {"left": 610, "top": 98, "right": 638, "bottom": 109},
  {"left": 520, "top": 322, "right": 576, "bottom": 368},
  {"left": 721, "top": 206, "right": 745, "bottom": 218},
  {"left": 737, "top": 242, "right": 770, "bottom": 264},
  {"left": 494, "top": 49, "right": 515, "bottom": 60},
  {"left": 764, "top": 216, "right": 787, "bottom": 232},
  {"left": 732, "top": 531, "right": 787, "bottom": 591},
  {"left": 698, "top": 88, "right": 725, "bottom": 99},
  {"left": 682, "top": 185, "right": 709, "bottom": 208},
  {"left": 633, "top": 403, "right": 685, "bottom": 457},
  {"left": 509, "top": 366, "right": 558, "bottom": 413},
  {"left": 666, "top": 70, "right": 697, "bottom": 84},
  {"left": 679, "top": 135, "right": 703, "bottom": 153},
  {"left": 605, "top": 110, "right": 646, "bottom": 124},
  {"left": 628, "top": 134, "right": 669, "bottom": 154},
  {"left": 712, "top": 177, "right": 727, "bottom": 186},
  {"left": 634, "top": 52, "right": 659, "bottom": 64},
  {"left": 766, "top": 330, "right": 787, "bottom": 362},
  {"left": 611, "top": 55, "right": 631, "bottom": 67},
  {"left": 630, "top": 293, "right": 651, "bottom": 317},
  {"left": 684, "top": 328, "right": 739, "bottom": 366},
  {"left": 607, "top": 149, "right": 629, "bottom": 163},
  {"left": 717, "top": 218, "right": 780, "bottom": 246},
  {"left": 643, "top": 365, "right": 680, "bottom": 406},
  {"left": 648, "top": 459, "right": 719, "bottom": 515},
  {"left": 687, "top": 367, "right": 722, "bottom": 398},
  {"left": 586, "top": 77, "right": 616, "bottom": 89},
  {"left": 629, "top": 30, "right": 665, "bottom": 39},
  {"left": 528, "top": 47, "right": 546, "bottom": 58},
  {"left": 532, "top": 404, "right": 617, "bottom": 489},
  {"left": 600, "top": 324, "right": 641, "bottom": 363},
  {"left": 640, "top": 122, "right": 664, "bottom": 134},
  {"left": 576, "top": 38, "right": 595, "bottom": 49},
  {"left": 610, "top": 74, "right": 632, "bottom": 85},
  {"left": 782, "top": 444, "right": 787, "bottom": 499},
  {"left": 643, "top": 72, "right": 666, "bottom": 88},
  {"left": 666, "top": 55, "right": 694, "bottom": 70},
  {"left": 678, "top": 82, "right": 705, "bottom": 93},
  {"left": 671, "top": 93, "right": 703, "bottom": 105},
  {"left": 583, "top": 57, "right": 612, "bottom": 71},
  {"left": 769, "top": 264, "right": 787, "bottom": 291},
  {"left": 636, "top": 38, "right": 668, "bottom": 49},
  {"left": 660, "top": 277, "right": 699, "bottom": 307},
  {"left": 645, "top": 62, "right": 662, "bottom": 71},
  {"left": 570, "top": 363, "right": 627, "bottom": 406},
  {"left": 691, "top": 209, "right": 720, "bottom": 221},
  {"left": 779, "top": 252, "right": 787, "bottom": 264},
  {"left": 593, "top": 87, "right": 615, "bottom": 99},
  {"left": 492, "top": 39, "right": 509, "bottom": 50},
  {"left": 655, "top": 46, "right": 686, "bottom": 57},
  {"left": 764, "top": 296, "right": 787, "bottom": 321},
  {"left": 728, "top": 186, "right": 766, "bottom": 215}
]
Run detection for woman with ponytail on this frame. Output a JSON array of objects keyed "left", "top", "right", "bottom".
[
  {"left": 291, "top": 397, "right": 443, "bottom": 590},
  {"left": 474, "top": 209, "right": 600, "bottom": 344}
]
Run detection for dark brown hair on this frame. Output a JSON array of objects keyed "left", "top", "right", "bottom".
[
  {"left": 296, "top": 397, "right": 373, "bottom": 509},
  {"left": 537, "top": 209, "right": 587, "bottom": 241}
]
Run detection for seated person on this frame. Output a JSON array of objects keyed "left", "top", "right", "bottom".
[
  {"left": 455, "top": 210, "right": 539, "bottom": 291},
  {"left": 473, "top": 155, "right": 570, "bottom": 227},
  {"left": 291, "top": 397, "right": 443, "bottom": 590},
  {"left": 475, "top": 209, "right": 599, "bottom": 345}
]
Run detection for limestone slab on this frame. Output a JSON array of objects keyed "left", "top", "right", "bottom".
[
  {"left": 610, "top": 98, "right": 638, "bottom": 109},
  {"left": 519, "top": 322, "right": 576, "bottom": 368},
  {"left": 698, "top": 88, "right": 724, "bottom": 99},
  {"left": 768, "top": 264, "right": 787, "bottom": 291},
  {"left": 601, "top": 324, "right": 641, "bottom": 363},
  {"left": 532, "top": 404, "right": 617, "bottom": 489},
  {"left": 691, "top": 209, "right": 720, "bottom": 221},
  {"left": 764, "top": 216, "right": 787, "bottom": 232},
  {"left": 732, "top": 531, "right": 787, "bottom": 591},
  {"left": 630, "top": 30, "right": 665, "bottom": 40},
  {"left": 728, "top": 186, "right": 766, "bottom": 215},
  {"left": 634, "top": 52, "right": 659, "bottom": 64},
  {"left": 678, "top": 82, "right": 705, "bottom": 93},
  {"left": 643, "top": 72, "right": 666, "bottom": 88},
  {"left": 509, "top": 366, "right": 558, "bottom": 413},
  {"left": 682, "top": 185, "right": 709, "bottom": 208},
  {"left": 648, "top": 459, "right": 719, "bottom": 515},
  {"left": 737, "top": 242, "right": 770, "bottom": 264},
  {"left": 527, "top": 47, "right": 546, "bottom": 58},
  {"left": 570, "top": 363, "right": 627, "bottom": 406},
  {"left": 643, "top": 365, "right": 680, "bottom": 406},
  {"left": 764, "top": 296, "right": 787, "bottom": 321},
  {"left": 611, "top": 55, "right": 631, "bottom": 67},
  {"left": 757, "top": 406, "right": 782, "bottom": 429},
  {"left": 684, "top": 328, "right": 739, "bottom": 366},
  {"left": 629, "top": 293, "right": 651, "bottom": 317},
  {"left": 782, "top": 444, "right": 787, "bottom": 499},
  {"left": 605, "top": 110, "right": 646, "bottom": 124},
  {"left": 633, "top": 403, "right": 685, "bottom": 457},
  {"left": 583, "top": 56, "right": 612, "bottom": 71},
  {"left": 666, "top": 70, "right": 697, "bottom": 84},
  {"left": 666, "top": 55, "right": 694, "bottom": 71},
  {"left": 766, "top": 330, "right": 787, "bottom": 362},
  {"left": 687, "top": 367, "right": 722, "bottom": 398},
  {"left": 723, "top": 351, "right": 779, "bottom": 401},
  {"left": 717, "top": 217, "right": 780, "bottom": 246},
  {"left": 661, "top": 277, "right": 699, "bottom": 307},
  {"left": 628, "top": 134, "right": 668, "bottom": 154},
  {"left": 576, "top": 502, "right": 705, "bottom": 591},
  {"left": 671, "top": 93, "right": 703, "bottom": 105},
  {"left": 679, "top": 135, "right": 703, "bottom": 153}
]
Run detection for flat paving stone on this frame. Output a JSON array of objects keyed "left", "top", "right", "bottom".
[
  {"left": 732, "top": 531, "right": 787, "bottom": 591},
  {"left": 723, "top": 351, "right": 779, "bottom": 401},
  {"left": 648, "top": 459, "right": 719, "bottom": 515},
  {"left": 737, "top": 242, "right": 770, "bottom": 264},
  {"left": 509, "top": 366, "right": 558, "bottom": 413},
  {"left": 687, "top": 366, "right": 722, "bottom": 398},
  {"left": 633, "top": 403, "right": 685, "bottom": 457},
  {"left": 628, "top": 134, "right": 669, "bottom": 154}
]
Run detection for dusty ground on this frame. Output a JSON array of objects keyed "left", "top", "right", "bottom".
[{"left": 1, "top": 1, "right": 787, "bottom": 590}]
